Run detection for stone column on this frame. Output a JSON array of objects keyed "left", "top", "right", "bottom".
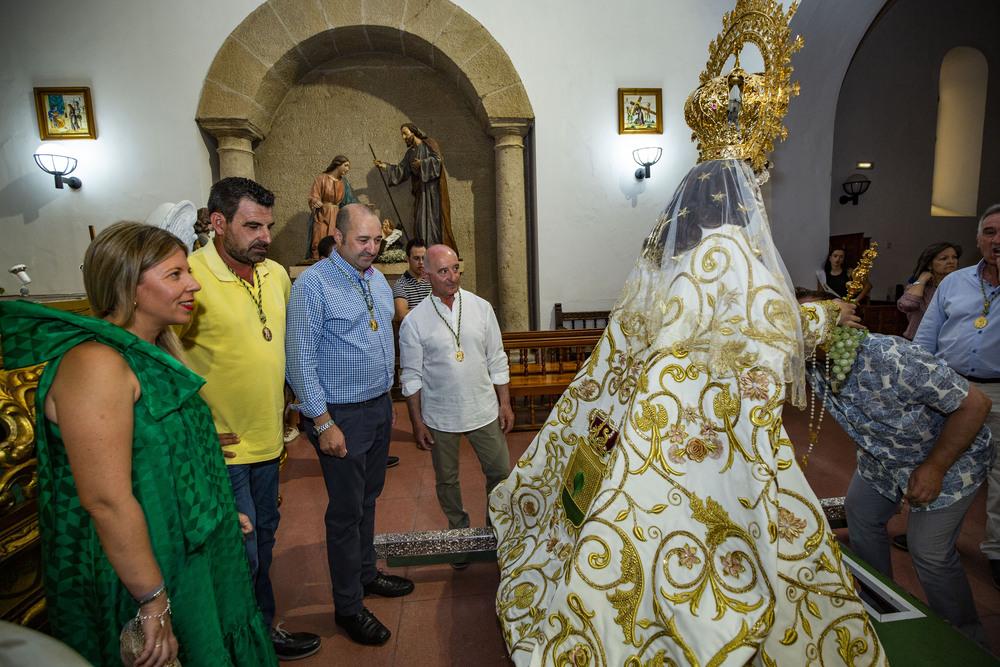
[
  {"left": 490, "top": 120, "right": 531, "bottom": 331},
  {"left": 196, "top": 119, "right": 265, "bottom": 181}
]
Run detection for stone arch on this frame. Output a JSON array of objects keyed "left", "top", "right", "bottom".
[{"left": 196, "top": 0, "right": 534, "bottom": 329}]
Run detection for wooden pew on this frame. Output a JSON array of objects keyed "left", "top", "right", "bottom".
[
  {"left": 553, "top": 302, "right": 611, "bottom": 330},
  {"left": 502, "top": 328, "right": 603, "bottom": 429}
]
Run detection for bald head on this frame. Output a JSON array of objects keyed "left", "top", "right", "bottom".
[
  {"left": 334, "top": 204, "right": 383, "bottom": 272},
  {"left": 423, "top": 244, "right": 461, "bottom": 300}
]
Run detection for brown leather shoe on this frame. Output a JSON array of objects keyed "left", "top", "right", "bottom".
[{"left": 334, "top": 607, "right": 390, "bottom": 646}]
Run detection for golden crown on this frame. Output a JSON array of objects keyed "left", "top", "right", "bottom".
[{"left": 684, "top": 0, "right": 803, "bottom": 173}]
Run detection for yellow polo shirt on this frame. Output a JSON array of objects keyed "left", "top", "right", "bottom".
[{"left": 177, "top": 242, "right": 291, "bottom": 465}]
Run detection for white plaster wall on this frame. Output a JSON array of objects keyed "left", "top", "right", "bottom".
[
  {"left": 0, "top": 0, "right": 732, "bottom": 310},
  {"left": 0, "top": 0, "right": 262, "bottom": 295},
  {"left": 829, "top": 0, "right": 1000, "bottom": 301}
]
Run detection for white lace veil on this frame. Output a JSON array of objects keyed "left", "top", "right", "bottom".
[{"left": 613, "top": 158, "right": 806, "bottom": 407}]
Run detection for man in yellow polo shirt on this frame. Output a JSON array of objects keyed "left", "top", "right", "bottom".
[{"left": 177, "top": 177, "right": 321, "bottom": 661}]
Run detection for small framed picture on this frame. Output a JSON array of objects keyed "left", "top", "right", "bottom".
[
  {"left": 619, "top": 88, "right": 662, "bottom": 134},
  {"left": 34, "top": 87, "right": 97, "bottom": 140}
]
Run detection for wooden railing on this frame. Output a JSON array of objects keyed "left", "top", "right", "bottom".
[
  {"left": 553, "top": 302, "right": 611, "bottom": 330},
  {"left": 503, "top": 328, "right": 603, "bottom": 429}
]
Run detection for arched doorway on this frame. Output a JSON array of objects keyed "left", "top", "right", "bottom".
[{"left": 195, "top": 0, "right": 534, "bottom": 329}]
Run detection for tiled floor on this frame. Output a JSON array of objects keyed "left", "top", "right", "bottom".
[{"left": 270, "top": 396, "right": 1000, "bottom": 665}]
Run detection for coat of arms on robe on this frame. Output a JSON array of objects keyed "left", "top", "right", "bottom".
[{"left": 560, "top": 409, "right": 619, "bottom": 528}]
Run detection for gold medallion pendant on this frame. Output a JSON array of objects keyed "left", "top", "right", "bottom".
[
  {"left": 456, "top": 350, "right": 465, "bottom": 362},
  {"left": 262, "top": 326, "right": 272, "bottom": 341},
  {"left": 370, "top": 318, "right": 378, "bottom": 331},
  {"left": 975, "top": 317, "right": 988, "bottom": 329}
]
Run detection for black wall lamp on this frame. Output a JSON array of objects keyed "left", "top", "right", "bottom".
[
  {"left": 839, "top": 173, "right": 870, "bottom": 205},
  {"left": 633, "top": 146, "right": 662, "bottom": 180},
  {"left": 33, "top": 143, "right": 82, "bottom": 190}
]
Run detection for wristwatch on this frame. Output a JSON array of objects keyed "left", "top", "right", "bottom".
[{"left": 313, "top": 419, "right": 335, "bottom": 436}]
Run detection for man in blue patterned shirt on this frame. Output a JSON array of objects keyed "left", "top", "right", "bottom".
[
  {"left": 804, "top": 312, "right": 993, "bottom": 647},
  {"left": 286, "top": 203, "right": 414, "bottom": 647}
]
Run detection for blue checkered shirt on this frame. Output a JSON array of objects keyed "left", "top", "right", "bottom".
[{"left": 285, "top": 252, "right": 394, "bottom": 418}]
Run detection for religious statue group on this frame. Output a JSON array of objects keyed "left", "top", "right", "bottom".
[{"left": 307, "top": 122, "right": 458, "bottom": 260}]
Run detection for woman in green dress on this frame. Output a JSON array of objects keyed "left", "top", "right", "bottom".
[{"left": 0, "top": 222, "right": 276, "bottom": 666}]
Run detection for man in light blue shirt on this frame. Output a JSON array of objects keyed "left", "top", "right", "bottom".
[
  {"left": 914, "top": 202, "right": 1000, "bottom": 588},
  {"left": 286, "top": 204, "right": 413, "bottom": 647}
]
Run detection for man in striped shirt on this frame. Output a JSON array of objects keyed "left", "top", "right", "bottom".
[{"left": 392, "top": 237, "right": 431, "bottom": 320}]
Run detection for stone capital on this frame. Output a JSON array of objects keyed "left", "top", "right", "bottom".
[
  {"left": 196, "top": 118, "right": 266, "bottom": 142},
  {"left": 488, "top": 119, "right": 531, "bottom": 143}
]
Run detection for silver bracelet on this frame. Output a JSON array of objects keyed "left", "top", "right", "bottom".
[
  {"left": 136, "top": 599, "right": 171, "bottom": 627},
  {"left": 134, "top": 581, "right": 166, "bottom": 606}
]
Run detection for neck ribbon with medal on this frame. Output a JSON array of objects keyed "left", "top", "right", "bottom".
[
  {"left": 976, "top": 273, "right": 1000, "bottom": 329},
  {"left": 430, "top": 291, "right": 464, "bottom": 361},
  {"left": 331, "top": 259, "right": 380, "bottom": 331},
  {"left": 227, "top": 263, "right": 272, "bottom": 341}
]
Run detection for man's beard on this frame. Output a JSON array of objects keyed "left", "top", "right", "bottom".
[
  {"left": 224, "top": 236, "right": 268, "bottom": 265},
  {"left": 405, "top": 135, "right": 415, "bottom": 147}
]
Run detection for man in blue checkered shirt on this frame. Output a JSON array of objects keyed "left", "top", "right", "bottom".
[{"left": 286, "top": 203, "right": 414, "bottom": 647}]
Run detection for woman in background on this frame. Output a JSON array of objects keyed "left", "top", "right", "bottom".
[
  {"left": 307, "top": 155, "right": 357, "bottom": 259},
  {"left": 817, "top": 247, "right": 872, "bottom": 300},
  {"left": 0, "top": 222, "right": 275, "bottom": 666},
  {"left": 897, "top": 242, "right": 962, "bottom": 340}
]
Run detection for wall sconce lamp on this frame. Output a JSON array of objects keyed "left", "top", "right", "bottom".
[
  {"left": 839, "top": 173, "right": 870, "bottom": 205},
  {"left": 33, "top": 143, "right": 82, "bottom": 190},
  {"left": 633, "top": 146, "right": 662, "bottom": 180}
]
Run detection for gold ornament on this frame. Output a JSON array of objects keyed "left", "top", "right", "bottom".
[
  {"left": 975, "top": 317, "right": 988, "bottom": 329},
  {"left": 684, "top": 0, "right": 804, "bottom": 173},
  {"left": 845, "top": 242, "right": 878, "bottom": 301}
]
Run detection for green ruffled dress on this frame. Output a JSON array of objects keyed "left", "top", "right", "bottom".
[{"left": 0, "top": 301, "right": 277, "bottom": 667}]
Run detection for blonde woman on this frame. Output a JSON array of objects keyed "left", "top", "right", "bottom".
[{"left": 0, "top": 222, "right": 275, "bottom": 666}]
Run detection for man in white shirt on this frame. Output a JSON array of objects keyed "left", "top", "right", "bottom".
[{"left": 399, "top": 245, "right": 513, "bottom": 550}]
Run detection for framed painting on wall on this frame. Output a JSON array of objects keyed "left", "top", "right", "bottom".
[
  {"left": 619, "top": 88, "right": 662, "bottom": 134},
  {"left": 34, "top": 87, "right": 97, "bottom": 140}
]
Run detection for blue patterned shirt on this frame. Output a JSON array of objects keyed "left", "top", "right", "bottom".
[
  {"left": 285, "top": 252, "right": 394, "bottom": 418},
  {"left": 806, "top": 333, "right": 994, "bottom": 510}
]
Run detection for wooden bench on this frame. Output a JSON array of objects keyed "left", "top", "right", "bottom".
[
  {"left": 554, "top": 302, "right": 611, "bottom": 330},
  {"left": 503, "top": 329, "right": 603, "bottom": 429}
]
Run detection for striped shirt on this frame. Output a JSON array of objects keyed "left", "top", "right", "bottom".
[
  {"left": 285, "top": 252, "right": 394, "bottom": 417},
  {"left": 392, "top": 270, "right": 431, "bottom": 308}
]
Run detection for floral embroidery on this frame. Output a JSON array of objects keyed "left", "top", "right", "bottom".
[
  {"left": 667, "top": 424, "right": 687, "bottom": 444},
  {"left": 565, "top": 645, "right": 590, "bottom": 666},
  {"left": 578, "top": 378, "right": 600, "bottom": 399},
  {"left": 721, "top": 552, "right": 745, "bottom": 578},
  {"left": 668, "top": 443, "right": 685, "bottom": 464},
  {"left": 523, "top": 499, "right": 537, "bottom": 516},
  {"left": 685, "top": 437, "right": 709, "bottom": 462},
  {"left": 739, "top": 370, "right": 769, "bottom": 400},
  {"left": 677, "top": 544, "right": 701, "bottom": 569},
  {"left": 681, "top": 404, "right": 700, "bottom": 423},
  {"left": 777, "top": 507, "right": 808, "bottom": 543}
]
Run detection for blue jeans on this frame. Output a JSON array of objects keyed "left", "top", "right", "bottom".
[
  {"left": 304, "top": 394, "right": 392, "bottom": 616},
  {"left": 228, "top": 457, "right": 281, "bottom": 628},
  {"left": 845, "top": 470, "right": 987, "bottom": 648}
]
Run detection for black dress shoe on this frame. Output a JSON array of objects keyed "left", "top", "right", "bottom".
[
  {"left": 363, "top": 570, "right": 414, "bottom": 597},
  {"left": 990, "top": 559, "right": 1000, "bottom": 590},
  {"left": 270, "top": 623, "right": 321, "bottom": 661},
  {"left": 334, "top": 607, "right": 390, "bottom": 646},
  {"left": 387, "top": 455, "right": 400, "bottom": 468},
  {"left": 891, "top": 534, "right": 908, "bottom": 551}
]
